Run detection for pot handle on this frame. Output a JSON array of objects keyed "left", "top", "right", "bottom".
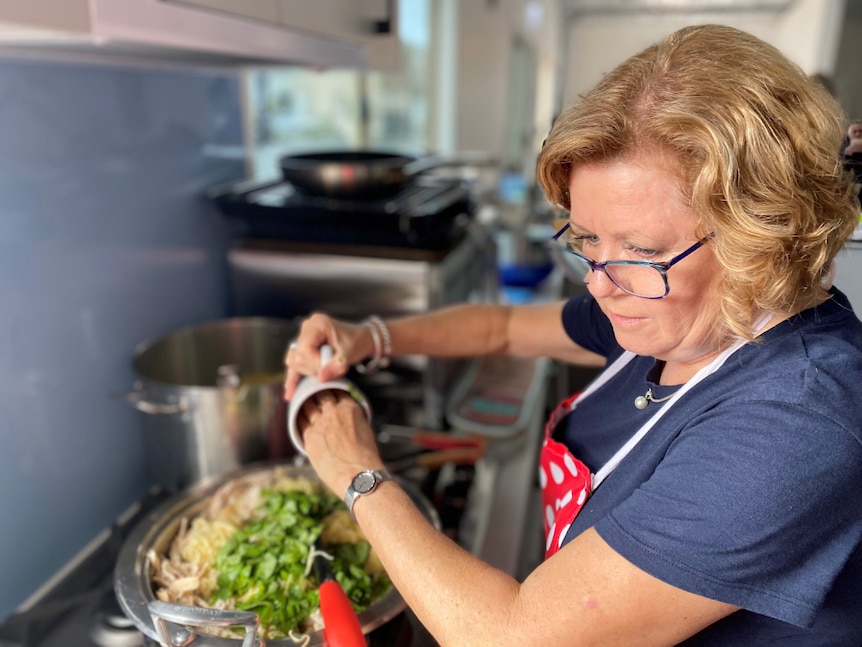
[
  {"left": 122, "top": 383, "right": 189, "bottom": 415},
  {"left": 149, "top": 600, "right": 260, "bottom": 647},
  {"left": 402, "top": 151, "right": 499, "bottom": 175}
]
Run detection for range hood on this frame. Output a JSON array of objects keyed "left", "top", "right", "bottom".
[{"left": 0, "top": 0, "right": 372, "bottom": 69}]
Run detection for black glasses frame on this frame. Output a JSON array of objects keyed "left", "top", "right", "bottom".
[{"left": 550, "top": 223, "right": 711, "bottom": 299}]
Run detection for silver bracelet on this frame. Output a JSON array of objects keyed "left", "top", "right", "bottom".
[
  {"left": 367, "top": 315, "right": 391, "bottom": 367},
  {"left": 355, "top": 318, "right": 383, "bottom": 374}
]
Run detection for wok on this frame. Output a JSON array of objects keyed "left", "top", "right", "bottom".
[
  {"left": 279, "top": 149, "right": 496, "bottom": 200},
  {"left": 115, "top": 461, "right": 441, "bottom": 647}
]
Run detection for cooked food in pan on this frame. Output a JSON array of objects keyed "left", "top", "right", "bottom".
[{"left": 148, "top": 468, "right": 390, "bottom": 640}]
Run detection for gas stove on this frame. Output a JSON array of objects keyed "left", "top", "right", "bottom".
[
  {"left": 0, "top": 489, "right": 167, "bottom": 647},
  {"left": 0, "top": 462, "right": 474, "bottom": 647},
  {"left": 208, "top": 175, "right": 476, "bottom": 252},
  {"left": 0, "top": 379, "right": 550, "bottom": 647},
  {"left": 0, "top": 291, "right": 555, "bottom": 646}
]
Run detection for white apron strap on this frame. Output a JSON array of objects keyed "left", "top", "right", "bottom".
[
  {"left": 591, "top": 335, "right": 751, "bottom": 490},
  {"left": 569, "top": 350, "right": 637, "bottom": 407}
]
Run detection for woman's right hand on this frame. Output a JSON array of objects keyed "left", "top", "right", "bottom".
[{"left": 283, "top": 313, "right": 374, "bottom": 400}]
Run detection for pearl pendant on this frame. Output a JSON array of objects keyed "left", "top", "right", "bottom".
[{"left": 634, "top": 395, "right": 649, "bottom": 410}]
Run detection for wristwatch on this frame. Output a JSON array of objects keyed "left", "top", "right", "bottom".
[{"left": 344, "top": 469, "right": 392, "bottom": 519}]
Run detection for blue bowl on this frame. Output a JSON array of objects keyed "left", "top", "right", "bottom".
[{"left": 499, "top": 262, "right": 555, "bottom": 288}]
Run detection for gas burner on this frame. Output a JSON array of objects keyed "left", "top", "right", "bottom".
[
  {"left": 208, "top": 175, "right": 475, "bottom": 251},
  {"left": 89, "top": 585, "right": 144, "bottom": 647},
  {"left": 89, "top": 618, "right": 143, "bottom": 647}
]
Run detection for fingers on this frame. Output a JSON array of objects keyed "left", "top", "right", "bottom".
[
  {"left": 284, "top": 322, "right": 354, "bottom": 401},
  {"left": 283, "top": 311, "right": 384, "bottom": 403},
  {"left": 296, "top": 408, "right": 311, "bottom": 433},
  {"left": 314, "top": 390, "right": 338, "bottom": 407},
  {"left": 283, "top": 341, "right": 302, "bottom": 400},
  {"left": 284, "top": 333, "right": 329, "bottom": 401},
  {"left": 296, "top": 389, "right": 341, "bottom": 422},
  {"left": 295, "top": 389, "right": 350, "bottom": 438}
]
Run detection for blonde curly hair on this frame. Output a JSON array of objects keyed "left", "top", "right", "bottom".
[{"left": 537, "top": 24, "right": 859, "bottom": 342}]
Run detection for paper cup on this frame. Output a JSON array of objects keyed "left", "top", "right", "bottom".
[{"left": 287, "top": 346, "right": 372, "bottom": 455}]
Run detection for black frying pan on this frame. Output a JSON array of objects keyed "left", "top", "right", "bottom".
[{"left": 279, "top": 150, "right": 496, "bottom": 200}]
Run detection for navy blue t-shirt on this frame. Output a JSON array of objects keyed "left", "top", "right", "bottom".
[{"left": 558, "top": 288, "right": 862, "bottom": 645}]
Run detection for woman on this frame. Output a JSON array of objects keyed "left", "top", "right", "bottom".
[
  {"left": 285, "top": 25, "right": 862, "bottom": 645},
  {"left": 844, "top": 121, "right": 862, "bottom": 155}
]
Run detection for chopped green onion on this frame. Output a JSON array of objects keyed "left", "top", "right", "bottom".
[{"left": 210, "top": 489, "right": 390, "bottom": 635}]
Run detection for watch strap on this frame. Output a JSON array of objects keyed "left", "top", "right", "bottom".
[{"left": 344, "top": 469, "right": 392, "bottom": 520}]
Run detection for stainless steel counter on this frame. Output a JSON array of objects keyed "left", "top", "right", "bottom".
[
  {"left": 456, "top": 361, "right": 548, "bottom": 577},
  {"left": 454, "top": 266, "right": 565, "bottom": 577}
]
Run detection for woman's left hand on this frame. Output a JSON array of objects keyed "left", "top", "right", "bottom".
[{"left": 297, "top": 390, "right": 387, "bottom": 496}]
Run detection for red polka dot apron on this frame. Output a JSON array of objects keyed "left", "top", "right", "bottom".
[{"left": 540, "top": 329, "right": 759, "bottom": 559}]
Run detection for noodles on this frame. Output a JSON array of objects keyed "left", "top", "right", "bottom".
[{"left": 149, "top": 467, "right": 390, "bottom": 640}]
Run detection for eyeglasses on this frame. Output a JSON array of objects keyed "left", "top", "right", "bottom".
[{"left": 549, "top": 223, "right": 711, "bottom": 299}]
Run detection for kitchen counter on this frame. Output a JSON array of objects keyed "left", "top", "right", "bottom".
[
  {"left": 456, "top": 361, "right": 549, "bottom": 577},
  {"left": 453, "top": 267, "right": 564, "bottom": 577}
]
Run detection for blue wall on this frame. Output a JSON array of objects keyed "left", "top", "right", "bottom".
[{"left": 0, "top": 57, "right": 246, "bottom": 619}]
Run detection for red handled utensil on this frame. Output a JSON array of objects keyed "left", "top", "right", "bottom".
[
  {"left": 313, "top": 547, "right": 367, "bottom": 647},
  {"left": 385, "top": 445, "right": 486, "bottom": 472},
  {"left": 377, "top": 425, "right": 487, "bottom": 472},
  {"left": 377, "top": 424, "right": 488, "bottom": 452}
]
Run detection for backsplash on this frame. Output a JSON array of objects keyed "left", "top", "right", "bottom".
[{"left": 0, "top": 57, "right": 246, "bottom": 619}]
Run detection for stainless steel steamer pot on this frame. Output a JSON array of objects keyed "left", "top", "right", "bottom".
[
  {"left": 125, "top": 318, "right": 297, "bottom": 491},
  {"left": 115, "top": 462, "right": 441, "bottom": 647}
]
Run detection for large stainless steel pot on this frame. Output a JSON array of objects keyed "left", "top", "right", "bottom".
[
  {"left": 115, "top": 462, "right": 440, "bottom": 647},
  {"left": 126, "top": 318, "right": 297, "bottom": 492}
]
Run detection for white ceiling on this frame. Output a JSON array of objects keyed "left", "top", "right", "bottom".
[{"left": 561, "top": 0, "right": 794, "bottom": 18}]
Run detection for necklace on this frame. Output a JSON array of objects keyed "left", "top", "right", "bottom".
[{"left": 634, "top": 387, "right": 678, "bottom": 410}]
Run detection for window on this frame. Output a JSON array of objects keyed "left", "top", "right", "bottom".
[{"left": 245, "top": 0, "right": 435, "bottom": 181}]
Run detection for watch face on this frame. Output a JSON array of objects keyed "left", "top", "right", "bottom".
[{"left": 353, "top": 471, "right": 377, "bottom": 494}]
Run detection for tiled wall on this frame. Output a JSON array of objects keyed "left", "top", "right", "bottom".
[{"left": 0, "top": 57, "right": 246, "bottom": 619}]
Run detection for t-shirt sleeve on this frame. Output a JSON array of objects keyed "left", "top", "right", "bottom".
[
  {"left": 561, "top": 294, "right": 618, "bottom": 357},
  {"left": 595, "top": 398, "right": 862, "bottom": 628}
]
